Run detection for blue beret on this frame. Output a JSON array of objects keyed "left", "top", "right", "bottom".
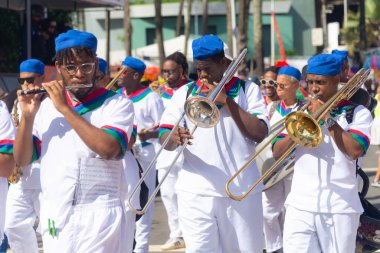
[
  {"left": 55, "top": 29, "right": 97, "bottom": 53},
  {"left": 306, "top": 54, "right": 343, "bottom": 76},
  {"left": 20, "top": 59, "right": 45, "bottom": 75},
  {"left": 122, "top": 56, "right": 146, "bottom": 74},
  {"left": 98, "top": 57, "right": 108, "bottom": 75},
  {"left": 332, "top": 49, "right": 348, "bottom": 60},
  {"left": 192, "top": 35, "right": 224, "bottom": 60},
  {"left": 278, "top": 66, "right": 301, "bottom": 81}
]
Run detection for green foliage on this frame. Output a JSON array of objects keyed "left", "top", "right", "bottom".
[{"left": 0, "top": 9, "right": 21, "bottom": 72}]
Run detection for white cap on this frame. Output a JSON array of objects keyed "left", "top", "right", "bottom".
[{"left": 223, "top": 43, "right": 233, "bottom": 61}]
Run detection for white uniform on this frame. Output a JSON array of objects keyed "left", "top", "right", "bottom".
[
  {"left": 5, "top": 102, "right": 41, "bottom": 253},
  {"left": 160, "top": 77, "right": 269, "bottom": 252},
  {"left": 262, "top": 100, "right": 300, "bottom": 253},
  {"left": 128, "top": 87, "right": 164, "bottom": 253},
  {"left": 0, "top": 101, "right": 15, "bottom": 243},
  {"left": 282, "top": 101, "right": 373, "bottom": 253},
  {"left": 156, "top": 82, "right": 187, "bottom": 240},
  {"left": 31, "top": 88, "right": 134, "bottom": 253}
]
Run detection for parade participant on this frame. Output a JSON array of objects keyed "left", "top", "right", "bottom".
[
  {"left": 119, "top": 56, "right": 164, "bottom": 253},
  {"left": 273, "top": 54, "right": 373, "bottom": 253},
  {"left": 0, "top": 101, "right": 15, "bottom": 245},
  {"left": 13, "top": 29, "right": 134, "bottom": 253},
  {"left": 332, "top": 49, "right": 349, "bottom": 82},
  {"left": 262, "top": 66, "right": 302, "bottom": 253},
  {"left": 96, "top": 57, "right": 109, "bottom": 87},
  {"left": 155, "top": 52, "right": 190, "bottom": 251},
  {"left": 261, "top": 66, "right": 280, "bottom": 113},
  {"left": 4, "top": 59, "right": 44, "bottom": 253},
  {"left": 159, "top": 34, "right": 269, "bottom": 253}
]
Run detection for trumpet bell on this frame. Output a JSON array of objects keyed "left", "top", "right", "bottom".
[
  {"left": 285, "top": 111, "right": 323, "bottom": 148},
  {"left": 185, "top": 96, "right": 220, "bottom": 128}
]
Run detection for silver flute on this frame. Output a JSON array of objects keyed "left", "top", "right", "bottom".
[{"left": 20, "top": 84, "right": 93, "bottom": 95}]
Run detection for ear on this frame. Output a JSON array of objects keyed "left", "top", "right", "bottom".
[
  {"left": 333, "top": 74, "right": 340, "bottom": 84},
  {"left": 55, "top": 61, "right": 62, "bottom": 75}
]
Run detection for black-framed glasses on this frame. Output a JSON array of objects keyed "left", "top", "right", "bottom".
[
  {"left": 260, "top": 79, "right": 277, "bottom": 87},
  {"left": 305, "top": 79, "right": 327, "bottom": 86},
  {"left": 61, "top": 62, "right": 95, "bottom": 76},
  {"left": 18, "top": 77, "right": 35, "bottom": 84},
  {"left": 162, "top": 68, "right": 177, "bottom": 75}
]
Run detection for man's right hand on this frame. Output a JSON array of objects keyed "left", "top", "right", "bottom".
[
  {"left": 17, "top": 86, "right": 43, "bottom": 118},
  {"left": 170, "top": 127, "right": 193, "bottom": 146}
]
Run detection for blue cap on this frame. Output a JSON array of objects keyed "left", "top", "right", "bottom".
[
  {"left": 332, "top": 49, "right": 348, "bottom": 60},
  {"left": 20, "top": 59, "right": 45, "bottom": 75},
  {"left": 306, "top": 54, "right": 343, "bottom": 76},
  {"left": 192, "top": 35, "right": 224, "bottom": 61},
  {"left": 55, "top": 29, "right": 97, "bottom": 53},
  {"left": 278, "top": 66, "right": 301, "bottom": 81},
  {"left": 121, "top": 56, "right": 146, "bottom": 74},
  {"left": 98, "top": 57, "right": 108, "bottom": 75}
]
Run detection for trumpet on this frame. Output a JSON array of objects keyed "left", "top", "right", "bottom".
[
  {"left": 128, "top": 49, "right": 248, "bottom": 215},
  {"left": 225, "top": 68, "right": 370, "bottom": 201}
]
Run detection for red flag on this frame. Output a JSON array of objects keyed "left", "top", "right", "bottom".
[{"left": 272, "top": 11, "right": 286, "bottom": 62}]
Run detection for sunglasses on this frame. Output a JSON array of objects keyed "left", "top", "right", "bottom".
[
  {"left": 260, "top": 79, "right": 277, "bottom": 87},
  {"left": 162, "top": 68, "right": 177, "bottom": 75},
  {"left": 18, "top": 77, "right": 35, "bottom": 85},
  {"left": 61, "top": 63, "right": 95, "bottom": 76}
]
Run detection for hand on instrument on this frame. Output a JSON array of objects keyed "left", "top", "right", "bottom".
[
  {"left": 17, "top": 86, "right": 43, "bottom": 119},
  {"left": 307, "top": 96, "right": 324, "bottom": 115},
  {"left": 42, "top": 80, "right": 69, "bottom": 113},
  {"left": 199, "top": 80, "right": 228, "bottom": 105},
  {"left": 138, "top": 124, "right": 159, "bottom": 142},
  {"left": 171, "top": 127, "right": 193, "bottom": 146},
  {"left": 149, "top": 81, "right": 160, "bottom": 91}
]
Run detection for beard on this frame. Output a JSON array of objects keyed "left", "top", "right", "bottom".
[{"left": 62, "top": 73, "right": 97, "bottom": 100}]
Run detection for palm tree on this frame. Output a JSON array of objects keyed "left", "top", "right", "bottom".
[
  {"left": 226, "top": 0, "right": 233, "bottom": 51},
  {"left": 124, "top": 0, "right": 132, "bottom": 56},
  {"left": 253, "top": 0, "right": 263, "bottom": 74},
  {"left": 237, "top": 0, "right": 249, "bottom": 54},
  {"left": 176, "top": 0, "right": 185, "bottom": 36},
  {"left": 154, "top": 0, "right": 165, "bottom": 66},
  {"left": 184, "top": 0, "right": 192, "bottom": 57},
  {"left": 202, "top": 0, "right": 209, "bottom": 35}
]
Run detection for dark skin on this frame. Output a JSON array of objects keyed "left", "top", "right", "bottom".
[
  {"left": 122, "top": 67, "right": 159, "bottom": 143},
  {"left": 160, "top": 56, "right": 268, "bottom": 151},
  {"left": 273, "top": 73, "right": 365, "bottom": 161},
  {"left": 14, "top": 50, "right": 124, "bottom": 167},
  {"left": 262, "top": 71, "right": 280, "bottom": 103}
]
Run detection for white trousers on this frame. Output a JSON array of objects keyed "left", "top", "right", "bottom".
[
  {"left": 42, "top": 200, "right": 127, "bottom": 253},
  {"left": 158, "top": 164, "right": 182, "bottom": 239},
  {"left": 283, "top": 206, "right": 360, "bottom": 253},
  {"left": 0, "top": 179, "right": 7, "bottom": 243},
  {"left": 178, "top": 191, "right": 263, "bottom": 253},
  {"left": 125, "top": 206, "right": 136, "bottom": 253},
  {"left": 5, "top": 185, "right": 40, "bottom": 253},
  {"left": 134, "top": 158, "right": 156, "bottom": 253},
  {"left": 262, "top": 176, "right": 292, "bottom": 252}
]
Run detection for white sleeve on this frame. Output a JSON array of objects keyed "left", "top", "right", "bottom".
[
  {"left": 0, "top": 101, "right": 15, "bottom": 154},
  {"left": 244, "top": 81, "right": 270, "bottom": 131},
  {"left": 149, "top": 93, "right": 165, "bottom": 125}
]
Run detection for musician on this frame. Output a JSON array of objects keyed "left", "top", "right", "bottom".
[
  {"left": 332, "top": 49, "right": 349, "bottom": 83},
  {"left": 263, "top": 66, "right": 302, "bottom": 253},
  {"left": 13, "top": 30, "right": 134, "bottom": 252},
  {"left": 159, "top": 34, "right": 269, "bottom": 252},
  {"left": 273, "top": 54, "right": 373, "bottom": 253},
  {"left": 0, "top": 101, "right": 15, "bottom": 247},
  {"left": 261, "top": 66, "right": 280, "bottom": 113},
  {"left": 5, "top": 59, "right": 43, "bottom": 253},
  {"left": 118, "top": 56, "right": 165, "bottom": 253},
  {"left": 96, "top": 57, "right": 109, "bottom": 87},
  {"left": 156, "top": 51, "right": 190, "bottom": 251}
]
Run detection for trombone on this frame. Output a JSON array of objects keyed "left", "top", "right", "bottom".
[
  {"left": 128, "top": 49, "right": 248, "bottom": 215},
  {"left": 226, "top": 68, "right": 370, "bottom": 201}
]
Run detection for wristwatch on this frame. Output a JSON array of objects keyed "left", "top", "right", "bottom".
[{"left": 325, "top": 117, "right": 336, "bottom": 128}]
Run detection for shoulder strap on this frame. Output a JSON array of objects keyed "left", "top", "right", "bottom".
[
  {"left": 269, "top": 100, "right": 280, "bottom": 119},
  {"left": 240, "top": 80, "right": 246, "bottom": 94},
  {"left": 345, "top": 104, "right": 358, "bottom": 124},
  {"left": 186, "top": 81, "right": 196, "bottom": 100}
]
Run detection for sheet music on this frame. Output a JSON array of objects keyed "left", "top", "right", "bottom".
[{"left": 74, "top": 157, "right": 122, "bottom": 205}]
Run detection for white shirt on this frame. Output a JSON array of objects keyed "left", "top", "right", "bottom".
[
  {"left": 284, "top": 102, "right": 373, "bottom": 213},
  {"left": 32, "top": 88, "right": 134, "bottom": 229},
  {"left": 159, "top": 77, "right": 269, "bottom": 197}
]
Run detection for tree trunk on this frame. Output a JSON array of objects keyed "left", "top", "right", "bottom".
[
  {"left": 359, "top": 0, "right": 367, "bottom": 51},
  {"left": 124, "top": 0, "right": 132, "bottom": 56},
  {"left": 176, "top": 0, "right": 185, "bottom": 36},
  {"left": 202, "top": 0, "right": 209, "bottom": 35},
  {"left": 253, "top": 0, "right": 263, "bottom": 74},
  {"left": 226, "top": 0, "right": 233, "bottom": 51},
  {"left": 184, "top": 0, "right": 192, "bottom": 57},
  {"left": 237, "top": 0, "right": 249, "bottom": 53},
  {"left": 154, "top": 0, "right": 165, "bottom": 66}
]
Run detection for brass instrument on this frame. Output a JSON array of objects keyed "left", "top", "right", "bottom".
[
  {"left": 226, "top": 68, "right": 370, "bottom": 201},
  {"left": 128, "top": 49, "right": 248, "bottom": 215},
  {"left": 149, "top": 80, "right": 166, "bottom": 95},
  {"left": 8, "top": 99, "right": 23, "bottom": 184},
  {"left": 105, "top": 66, "right": 127, "bottom": 90}
]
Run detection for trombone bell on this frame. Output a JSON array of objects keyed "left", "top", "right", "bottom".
[{"left": 185, "top": 96, "right": 220, "bottom": 128}]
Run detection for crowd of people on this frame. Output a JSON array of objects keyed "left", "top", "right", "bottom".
[{"left": 0, "top": 27, "right": 377, "bottom": 253}]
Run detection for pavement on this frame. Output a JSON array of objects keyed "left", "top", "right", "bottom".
[{"left": 5, "top": 145, "right": 380, "bottom": 253}]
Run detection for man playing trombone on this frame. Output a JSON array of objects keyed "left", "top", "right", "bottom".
[
  {"left": 273, "top": 54, "right": 373, "bottom": 253},
  {"left": 159, "top": 34, "right": 269, "bottom": 253}
]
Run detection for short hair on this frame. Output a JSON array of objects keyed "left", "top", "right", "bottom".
[
  {"left": 263, "top": 66, "right": 280, "bottom": 75},
  {"left": 54, "top": 46, "right": 96, "bottom": 65},
  {"left": 166, "top": 52, "right": 189, "bottom": 76}
]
